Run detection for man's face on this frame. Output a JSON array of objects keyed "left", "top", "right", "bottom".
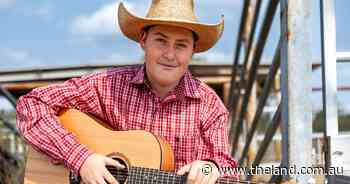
[{"left": 140, "top": 25, "right": 195, "bottom": 88}]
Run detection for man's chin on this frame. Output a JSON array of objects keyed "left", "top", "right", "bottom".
[{"left": 156, "top": 79, "right": 180, "bottom": 87}]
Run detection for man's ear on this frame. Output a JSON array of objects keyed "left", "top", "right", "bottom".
[
  {"left": 139, "top": 31, "right": 147, "bottom": 50},
  {"left": 193, "top": 42, "right": 197, "bottom": 53}
]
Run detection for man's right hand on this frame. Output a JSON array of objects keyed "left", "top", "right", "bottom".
[{"left": 79, "top": 153, "right": 125, "bottom": 184}]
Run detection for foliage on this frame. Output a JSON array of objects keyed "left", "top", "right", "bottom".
[{"left": 313, "top": 110, "right": 350, "bottom": 132}]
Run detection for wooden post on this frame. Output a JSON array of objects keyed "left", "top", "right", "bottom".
[{"left": 223, "top": 82, "right": 231, "bottom": 106}]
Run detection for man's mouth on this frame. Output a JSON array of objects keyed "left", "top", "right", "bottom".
[{"left": 159, "top": 63, "right": 177, "bottom": 68}]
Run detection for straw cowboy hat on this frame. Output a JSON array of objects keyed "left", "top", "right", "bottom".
[{"left": 118, "top": 0, "right": 224, "bottom": 53}]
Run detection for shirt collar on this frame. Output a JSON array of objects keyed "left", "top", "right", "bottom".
[
  {"left": 129, "top": 65, "right": 146, "bottom": 85},
  {"left": 178, "top": 71, "right": 201, "bottom": 99},
  {"left": 129, "top": 64, "right": 201, "bottom": 99}
]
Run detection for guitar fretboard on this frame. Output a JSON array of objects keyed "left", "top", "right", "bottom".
[{"left": 107, "top": 166, "right": 253, "bottom": 184}]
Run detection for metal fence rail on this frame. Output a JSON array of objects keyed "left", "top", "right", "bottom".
[
  {"left": 229, "top": 0, "right": 279, "bottom": 157},
  {"left": 247, "top": 104, "right": 281, "bottom": 181},
  {"left": 228, "top": 0, "right": 314, "bottom": 183},
  {"left": 228, "top": 0, "right": 251, "bottom": 110},
  {"left": 320, "top": 0, "right": 350, "bottom": 182},
  {"left": 239, "top": 39, "right": 281, "bottom": 166}
]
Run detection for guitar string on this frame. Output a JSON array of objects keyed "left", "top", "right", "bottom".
[
  {"left": 107, "top": 170, "right": 253, "bottom": 184},
  {"left": 108, "top": 168, "right": 258, "bottom": 184},
  {"left": 106, "top": 167, "right": 261, "bottom": 184},
  {"left": 129, "top": 167, "right": 185, "bottom": 184},
  {"left": 108, "top": 170, "right": 254, "bottom": 184}
]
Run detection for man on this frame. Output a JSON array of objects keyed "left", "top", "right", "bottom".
[{"left": 16, "top": 0, "right": 237, "bottom": 183}]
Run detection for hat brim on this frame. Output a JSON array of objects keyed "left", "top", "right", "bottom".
[{"left": 118, "top": 3, "right": 224, "bottom": 53}]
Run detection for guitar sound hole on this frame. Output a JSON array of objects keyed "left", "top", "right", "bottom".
[{"left": 106, "top": 158, "right": 128, "bottom": 184}]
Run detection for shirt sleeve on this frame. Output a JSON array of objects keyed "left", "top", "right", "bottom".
[
  {"left": 16, "top": 73, "right": 107, "bottom": 174},
  {"left": 197, "top": 98, "right": 238, "bottom": 178}
]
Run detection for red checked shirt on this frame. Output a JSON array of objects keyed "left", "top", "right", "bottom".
[{"left": 16, "top": 64, "right": 237, "bottom": 175}]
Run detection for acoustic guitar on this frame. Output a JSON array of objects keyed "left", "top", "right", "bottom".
[{"left": 24, "top": 109, "right": 245, "bottom": 184}]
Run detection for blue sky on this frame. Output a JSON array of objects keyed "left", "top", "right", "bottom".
[
  {"left": 0, "top": 0, "right": 243, "bottom": 69},
  {"left": 0, "top": 0, "right": 349, "bottom": 68},
  {"left": 0, "top": 0, "right": 350, "bottom": 112}
]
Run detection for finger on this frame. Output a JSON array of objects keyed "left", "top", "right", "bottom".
[
  {"left": 187, "top": 163, "right": 200, "bottom": 184},
  {"left": 177, "top": 163, "right": 192, "bottom": 175},
  {"left": 96, "top": 177, "right": 107, "bottom": 184},
  {"left": 206, "top": 168, "right": 220, "bottom": 184},
  {"left": 103, "top": 169, "right": 119, "bottom": 184},
  {"left": 195, "top": 172, "right": 205, "bottom": 184},
  {"left": 207, "top": 174, "right": 219, "bottom": 184},
  {"left": 81, "top": 177, "right": 92, "bottom": 184},
  {"left": 200, "top": 174, "right": 210, "bottom": 184},
  {"left": 104, "top": 157, "right": 125, "bottom": 168},
  {"left": 203, "top": 169, "right": 220, "bottom": 184}
]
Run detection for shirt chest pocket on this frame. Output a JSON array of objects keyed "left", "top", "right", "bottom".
[{"left": 173, "top": 134, "right": 198, "bottom": 164}]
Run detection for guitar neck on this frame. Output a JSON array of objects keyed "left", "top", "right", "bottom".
[{"left": 114, "top": 166, "right": 249, "bottom": 184}]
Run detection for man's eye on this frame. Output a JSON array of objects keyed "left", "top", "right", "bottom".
[
  {"left": 156, "top": 38, "right": 166, "bottom": 43},
  {"left": 176, "top": 44, "right": 187, "bottom": 49}
]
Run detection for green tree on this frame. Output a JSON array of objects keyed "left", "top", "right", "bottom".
[{"left": 313, "top": 110, "right": 350, "bottom": 132}]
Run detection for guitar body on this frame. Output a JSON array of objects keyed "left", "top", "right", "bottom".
[{"left": 24, "top": 109, "right": 175, "bottom": 184}]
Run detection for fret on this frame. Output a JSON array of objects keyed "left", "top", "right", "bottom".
[
  {"left": 127, "top": 166, "right": 253, "bottom": 184},
  {"left": 169, "top": 171, "right": 176, "bottom": 184},
  {"left": 161, "top": 170, "right": 185, "bottom": 184},
  {"left": 141, "top": 167, "right": 146, "bottom": 184},
  {"left": 128, "top": 167, "right": 134, "bottom": 184},
  {"left": 143, "top": 167, "right": 152, "bottom": 184},
  {"left": 106, "top": 166, "right": 128, "bottom": 183},
  {"left": 138, "top": 167, "right": 143, "bottom": 184},
  {"left": 130, "top": 167, "right": 158, "bottom": 184},
  {"left": 150, "top": 168, "right": 159, "bottom": 183},
  {"left": 135, "top": 167, "right": 141, "bottom": 184},
  {"left": 148, "top": 167, "right": 156, "bottom": 184},
  {"left": 167, "top": 170, "right": 170, "bottom": 184},
  {"left": 154, "top": 168, "right": 167, "bottom": 184},
  {"left": 160, "top": 170, "right": 181, "bottom": 184},
  {"left": 137, "top": 167, "right": 143, "bottom": 184},
  {"left": 126, "top": 167, "right": 132, "bottom": 183},
  {"left": 132, "top": 167, "right": 137, "bottom": 184},
  {"left": 152, "top": 168, "right": 158, "bottom": 184}
]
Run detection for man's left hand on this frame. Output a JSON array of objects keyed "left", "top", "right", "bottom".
[{"left": 177, "top": 160, "right": 220, "bottom": 184}]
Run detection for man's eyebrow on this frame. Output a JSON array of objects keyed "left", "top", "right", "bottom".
[
  {"left": 152, "top": 32, "right": 168, "bottom": 38},
  {"left": 152, "top": 32, "right": 192, "bottom": 44},
  {"left": 176, "top": 39, "right": 191, "bottom": 44}
]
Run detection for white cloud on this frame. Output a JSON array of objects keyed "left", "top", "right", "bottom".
[
  {"left": 0, "top": 0, "right": 15, "bottom": 9},
  {"left": 71, "top": 2, "right": 118, "bottom": 35},
  {"left": 69, "top": 0, "right": 239, "bottom": 37},
  {"left": 71, "top": 1, "right": 148, "bottom": 36}
]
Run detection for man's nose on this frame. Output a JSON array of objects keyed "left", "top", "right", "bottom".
[{"left": 163, "top": 45, "right": 176, "bottom": 61}]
